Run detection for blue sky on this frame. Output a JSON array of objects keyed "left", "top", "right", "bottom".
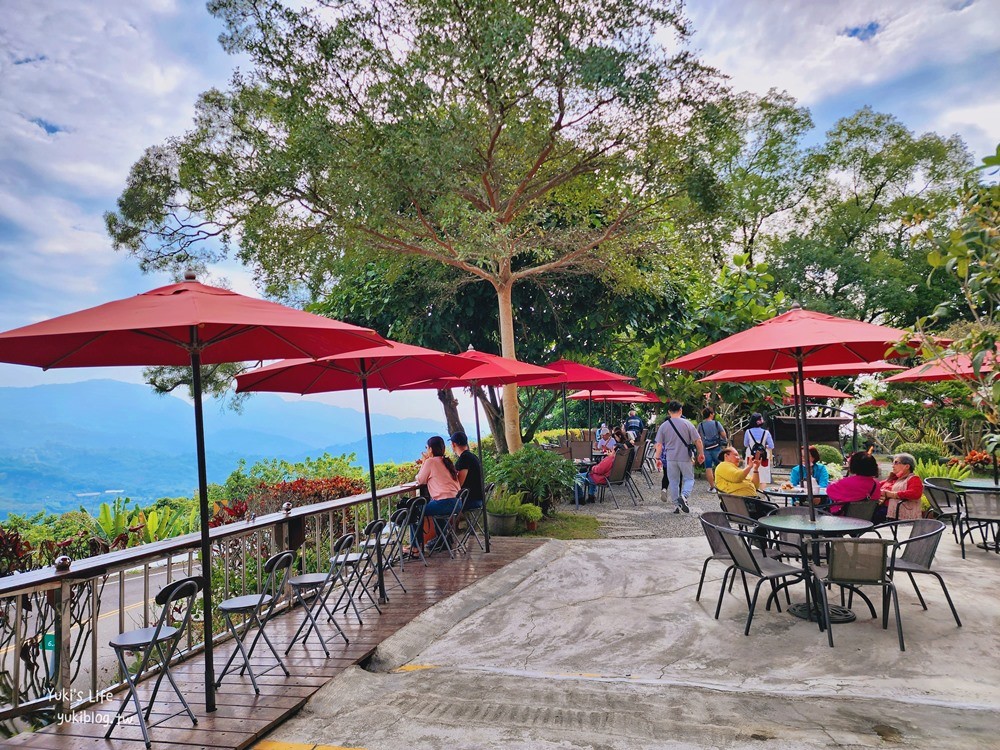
[{"left": 0, "top": 0, "right": 998, "bottom": 420}]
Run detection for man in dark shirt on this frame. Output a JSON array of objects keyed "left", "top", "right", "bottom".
[{"left": 450, "top": 431, "right": 483, "bottom": 509}]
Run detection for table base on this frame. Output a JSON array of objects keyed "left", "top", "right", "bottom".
[
  {"left": 975, "top": 541, "right": 1000, "bottom": 552},
  {"left": 788, "top": 602, "right": 857, "bottom": 624}
]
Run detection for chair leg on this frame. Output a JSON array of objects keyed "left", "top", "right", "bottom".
[
  {"left": 906, "top": 571, "right": 928, "bottom": 610},
  {"left": 928, "top": 571, "right": 963, "bottom": 627},
  {"left": 715, "top": 566, "right": 732, "bottom": 619},
  {"left": 216, "top": 613, "right": 260, "bottom": 694},
  {"left": 888, "top": 582, "right": 905, "bottom": 651},
  {"left": 744, "top": 579, "right": 766, "bottom": 636},
  {"left": 106, "top": 647, "right": 152, "bottom": 747},
  {"left": 818, "top": 583, "right": 834, "bottom": 647},
  {"left": 286, "top": 586, "right": 331, "bottom": 657},
  {"left": 152, "top": 641, "right": 196, "bottom": 724},
  {"left": 696, "top": 557, "right": 711, "bottom": 601}
]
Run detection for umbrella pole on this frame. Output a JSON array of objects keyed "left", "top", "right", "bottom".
[
  {"left": 473, "top": 386, "right": 490, "bottom": 553},
  {"left": 994, "top": 450, "right": 998, "bottom": 486},
  {"left": 361, "top": 372, "right": 387, "bottom": 603},
  {"left": 190, "top": 342, "right": 217, "bottom": 713},
  {"left": 796, "top": 354, "right": 817, "bottom": 522},
  {"left": 562, "top": 385, "right": 569, "bottom": 444},
  {"left": 588, "top": 395, "right": 593, "bottom": 443}
]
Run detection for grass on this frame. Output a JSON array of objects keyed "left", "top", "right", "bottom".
[{"left": 518, "top": 511, "right": 601, "bottom": 540}]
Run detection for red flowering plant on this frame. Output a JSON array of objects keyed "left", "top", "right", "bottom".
[
  {"left": 249, "top": 476, "right": 367, "bottom": 515},
  {"left": 949, "top": 449, "right": 993, "bottom": 471}
]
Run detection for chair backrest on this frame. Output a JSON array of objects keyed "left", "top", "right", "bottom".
[
  {"left": 719, "top": 493, "right": 751, "bottom": 517},
  {"left": 961, "top": 490, "right": 1000, "bottom": 521},
  {"left": 897, "top": 518, "right": 945, "bottom": 567},
  {"left": 606, "top": 449, "right": 633, "bottom": 484},
  {"left": 715, "top": 527, "right": 764, "bottom": 576},
  {"left": 150, "top": 576, "right": 202, "bottom": 642},
  {"left": 554, "top": 446, "right": 572, "bottom": 460},
  {"left": 924, "top": 483, "right": 959, "bottom": 513},
  {"left": 925, "top": 476, "right": 955, "bottom": 491},
  {"left": 570, "top": 440, "right": 593, "bottom": 460},
  {"left": 630, "top": 436, "right": 647, "bottom": 472},
  {"left": 842, "top": 500, "right": 879, "bottom": 521},
  {"left": 821, "top": 538, "right": 891, "bottom": 585},
  {"left": 332, "top": 532, "right": 355, "bottom": 560},
  {"left": 700, "top": 512, "right": 752, "bottom": 556},
  {"left": 258, "top": 550, "right": 295, "bottom": 616}
]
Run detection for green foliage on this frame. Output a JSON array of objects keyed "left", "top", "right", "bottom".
[
  {"left": 485, "top": 486, "right": 525, "bottom": 516},
  {"left": 914, "top": 459, "right": 971, "bottom": 482},
  {"left": 895, "top": 443, "right": 944, "bottom": 463},
  {"left": 488, "top": 446, "right": 577, "bottom": 510},
  {"left": 517, "top": 503, "right": 544, "bottom": 523},
  {"left": 824, "top": 463, "right": 844, "bottom": 482},
  {"left": 813, "top": 444, "right": 844, "bottom": 465}
]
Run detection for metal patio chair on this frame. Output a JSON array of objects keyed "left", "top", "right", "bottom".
[
  {"left": 697, "top": 512, "right": 757, "bottom": 604},
  {"left": 105, "top": 576, "right": 202, "bottom": 748},
  {"left": 215, "top": 549, "right": 294, "bottom": 694},
  {"left": 284, "top": 533, "right": 354, "bottom": 657},
  {"left": 923, "top": 481, "right": 961, "bottom": 542},
  {"left": 427, "top": 489, "right": 468, "bottom": 559},
  {"left": 333, "top": 520, "right": 385, "bottom": 620},
  {"left": 956, "top": 488, "right": 1000, "bottom": 559},
  {"left": 598, "top": 449, "right": 636, "bottom": 509}
]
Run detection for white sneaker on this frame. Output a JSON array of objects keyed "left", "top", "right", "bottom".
[
  {"left": 660, "top": 489, "right": 669, "bottom": 502},
  {"left": 708, "top": 487, "right": 718, "bottom": 494}
]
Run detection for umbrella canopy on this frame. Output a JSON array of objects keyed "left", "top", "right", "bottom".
[
  {"left": 0, "top": 272, "right": 386, "bottom": 712},
  {"left": 884, "top": 353, "right": 995, "bottom": 383},
  {"left": 698, "top": 361, "right": 903, "bottom": 383},
  {"left": 0, "top": 276, "right": 384, "bottom": 367},
  {"left": 236, "top": 341, "right": 477, "bottom": 569},
  {"left": 665, "top": 307, "right": 907, "bottom": 372},
  {"left": 784, "top": 381, "right": 853, "bottom": 400},
  {"left": 664, "top": 305, "right": 907, "bottom": 518},
  {"left": 516, "top": 358, "right": 634, "bottom": 390},
  {"left": 568, "top": 388, "right": 661, "bottom": 403}
]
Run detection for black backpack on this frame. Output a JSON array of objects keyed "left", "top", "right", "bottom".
[{"left": 747, "top": 428, "right": 766, "bottom": 456}]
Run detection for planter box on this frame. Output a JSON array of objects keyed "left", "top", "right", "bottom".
[{"left": 487, "top": 512, "right": 518, "bottom": 536}]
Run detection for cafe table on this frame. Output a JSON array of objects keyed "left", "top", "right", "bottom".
[
  {"left": 761, "top": 486, "right": 829, "bottom": 507},
  {"left": 756, "top": 514, "right": 874, "bottom": 623}
]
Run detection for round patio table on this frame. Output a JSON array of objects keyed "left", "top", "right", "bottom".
[
  {"left": 761, "top": 486, "right": 828, "bottom": 507},
  {"left": 757, "top": 514, "right": 874, "bottom": 623}
]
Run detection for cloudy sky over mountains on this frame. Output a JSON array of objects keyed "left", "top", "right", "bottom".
[{"left": 1, "top": 0, "right": 997, "bottom": 419}]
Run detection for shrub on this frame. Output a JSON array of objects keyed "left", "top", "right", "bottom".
[
  {"left": 894, "top": 443, "right": 944, "bottom": 463},
  {"left": 517, "top": 503, "right": 543, "bottom": 523},
  {"left": 813, "top": 444, "right": 844, "bottom": 465},
  {"left": 485, "top": 486, "right": 525, "bottom": 515},
  {"left": 914, "top": 459, "right": 971, "bottom": 482},
  {"left": 488, "top": 445, "right": 576, "bottom": 512},
  {"left": 823, "top": 462, "right": 844, "bottom": 482}
]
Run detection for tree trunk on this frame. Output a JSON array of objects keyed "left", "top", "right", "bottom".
[
  {"left": 496, "top": 280, "right": 523, "bottom": 452},
  {"left": 480, "top": 385, "right": 508, "bottom": 454},
  {"left": 436, "top": 387, "right": 465, "bottom": 437}
]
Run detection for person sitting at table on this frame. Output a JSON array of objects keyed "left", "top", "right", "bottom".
[
  {"left": 596, "top": 427, "right": 616, "bottom": 453},
  {"left": 574, "top": 445, "right": 620, "bottom": 503},
  {"left": 715, "top": 447, "right": 777, "bottom": 519},
  {"left": 789, "top": 445, "right": 830, "bottom": 489},
  {"left": 876, "top": 452, "right": 924, "bottom": 522},
  {"left": 612, "top": 426, "right": 632, "bottom": 449},
  {"left": 410, "top": 435, "right": 463, "bottom": 555},
  {"left": 825, "top": 451, "right": 880, "bottom": 515}
]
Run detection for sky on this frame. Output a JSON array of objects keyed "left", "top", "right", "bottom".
[{"left": 0, "top": 0, "right": 998, "bottom": 422}]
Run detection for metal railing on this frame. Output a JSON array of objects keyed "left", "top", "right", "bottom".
[{"left": 0, "top": 484, "right": 414, "bottom": 735}]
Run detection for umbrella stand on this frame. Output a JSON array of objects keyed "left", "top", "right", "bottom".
[
  {"left": 190, "top": 332, "right": 217, "bottom": 713},
  {"left": 472, "top": 386, "right": 491, "bottom": 553},
  {"left": 360, "top": 371, "right": 388, "bottom": 602},
  {"left": 795, "top": 354, "right": 818, "bottom": 522}
]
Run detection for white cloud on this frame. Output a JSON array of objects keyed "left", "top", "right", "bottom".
[{"left": 686, "top": 0, "right": 998, "bottom": 105}]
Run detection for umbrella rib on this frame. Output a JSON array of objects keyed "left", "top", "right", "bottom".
[{"left": 42, "top": 331, "right": 115, "bottom": 369}]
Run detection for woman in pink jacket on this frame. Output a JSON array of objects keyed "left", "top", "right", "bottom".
[{"left": 825, "top": 451, "right": 881, "bottom": 515}]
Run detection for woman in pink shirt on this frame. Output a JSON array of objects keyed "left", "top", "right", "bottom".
[
  {"left": 825, "top": 451, "right": 881, "bottom": 514},
  {"left": 412, "top": 436, "right": 463, "bottom": 554}
]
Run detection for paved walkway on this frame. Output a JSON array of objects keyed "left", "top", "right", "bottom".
[{"left": 258, "top": 473, "right": 1000, "bottom": 749}]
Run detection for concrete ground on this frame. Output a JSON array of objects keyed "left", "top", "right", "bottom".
[{"left": 260, "top": 476, "right": 1000, "bottom": 749}]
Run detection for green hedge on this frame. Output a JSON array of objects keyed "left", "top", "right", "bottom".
[
  {"left": 813, "top": 444, "right": 844, "bottom": 465},
  {"left": 894, "top": 443, "right": 944, "bottom": 463}
]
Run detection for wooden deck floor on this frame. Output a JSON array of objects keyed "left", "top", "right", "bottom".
[{"left": 2, "top": 538, "right": 543, "bottom": 750}]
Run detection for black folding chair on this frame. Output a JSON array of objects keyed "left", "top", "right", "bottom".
[
  {"left": 106, "top": 576, "right": 202, "bottom": 748},
  {"left": 460, "top": 484, "right": 491, "bottom": 552},
  {"left": 333, "top": 520, "right": 384, "bottom": 620},
  {"left": 427, "top": 490, "right": 468, "bottom": 559},
  {"left": 374, "top": 507, "right": 410, "bottom": 593},
  {"left": 215, "top": 549, "right": 294, "bottom": 694},
  {"left": 284, "top": 534, "right": 354, "bottom": 657}
]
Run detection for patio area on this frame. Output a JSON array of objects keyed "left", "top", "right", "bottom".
[{"left": 257, "top": 524, "right": 1000, "bottom": 748}]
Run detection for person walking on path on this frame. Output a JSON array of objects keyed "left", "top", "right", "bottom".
[
  {"left": 743, "top": 412, "right": 775, "bottom": 486},
  {"left": 697, "top": 407, "right": 727, "bottom": 493},
  {"left": 653, "top": 401, "right": 704, "bottom": 514}
]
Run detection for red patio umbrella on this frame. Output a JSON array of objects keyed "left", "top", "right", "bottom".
[
  {"left": 784, "top": 380, "right": 853, "bottom": 400},
  {"left": 568, "top": 388, "right": 661, "bottom": 404},
  {"left": 393, "top": 349, "right": 568, "bottom": 551},
  {"left": 518, "top": 359, "right": 635, "bottom": 440},
  {"left": 664, "top": 304, "right": 907, "bottom": 518},
  {"left": 698, "top": 361, "right": 902, "bottom": 382},
  {"left": 0, "top": 272, "right": 386, "bottom": 711},
  {"left": 886, "top": 352, "right": 999, "bottom": 482},
  {"left": 236, "top": 341, "right": 478, "bottom": 581}
]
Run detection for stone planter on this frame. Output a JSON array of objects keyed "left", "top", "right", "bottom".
[{"left": 487, "top": 512, "right": 519, "bottom": 536}]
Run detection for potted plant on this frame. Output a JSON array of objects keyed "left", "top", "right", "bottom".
[
  {"left": 490, "top": 445, "right": 576, "bottom": 514},
  {"left": 517, "top": 502, "right": 543, "bottom": 532},
  {"left": 486, "top": 486, "right": 524, "bottom": 536}
]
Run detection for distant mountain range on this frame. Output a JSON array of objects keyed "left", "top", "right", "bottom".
[{"left": 0, "top": 380, "right": 448, "bottom": 517}]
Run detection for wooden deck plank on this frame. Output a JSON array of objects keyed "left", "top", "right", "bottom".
[{"left": 0, "top": 539, "right": 542, "bottom": 750}]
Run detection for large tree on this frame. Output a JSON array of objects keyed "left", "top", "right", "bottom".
[
  {"left": 764, "top": 107, "right": 972, "bottom": 325},
  {"left": 105, "top": 0, "right": 718, "bottom": 451}
]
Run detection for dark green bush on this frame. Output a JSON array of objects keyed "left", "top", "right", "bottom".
[
  {"left": 894, "top": 443, "right": 944, "bottom": 463},
  {"left": 488, "top": 445, "right": 576, "bottom": 513},
  {"left": 813, "top": 444, "right": 844, "bottom": 465}
]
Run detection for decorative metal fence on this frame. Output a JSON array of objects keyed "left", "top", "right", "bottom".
[{"left": 0, "top": 485, "right": 413, "bottom": 737}]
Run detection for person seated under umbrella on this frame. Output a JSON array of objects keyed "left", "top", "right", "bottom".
[
  {"left": 789, "top": 445, "right": 830, "bottom": 489},
  {"left": 410, "top": 436, "right": 462, "bottom": 555},
  {"left": 715, "top": 447, "right": 777, "bottom": 519}
]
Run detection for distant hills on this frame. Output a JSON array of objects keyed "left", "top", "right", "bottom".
[{"left": 0, "top": 380, "right": 448, "bottom": 517}]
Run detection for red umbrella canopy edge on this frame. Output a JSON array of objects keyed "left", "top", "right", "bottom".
[
  {"left": 0, "top": 276, "right": 387, "bottom": 368},
  {"left": 884, "top": 352, "right": 996, "bottom": 383},
  {"left": 664, "top": 307, "right": 908, "bottom": 372},
  {"left": 697, "top": 361, "right": 903, "bottom": 382},
  {"left": 517, "top": 358, "right": 635, "bottom": 389},
  {"left": 391, "top": 350, "right": 569, "bottom": 389},
  {"left": 783, "top": 381, "right": 853, "bottom": 399}
]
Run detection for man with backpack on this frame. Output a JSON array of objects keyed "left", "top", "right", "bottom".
[
  {"left": 697, "top": 407, "right": 727, "bottom": 493},
  {"left": 653, "top": 401, "right": 704, "bottom": 513}
]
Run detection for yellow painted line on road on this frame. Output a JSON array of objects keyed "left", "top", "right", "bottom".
[
  {"left": 393, "top": 663, "right": 436, "bottom": 672},
  {"left": 0, "top": 601, "right": 152, "bottom": 658}
]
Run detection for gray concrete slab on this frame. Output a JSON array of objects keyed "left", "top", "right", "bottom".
[{"left": 264, "top": 531, "right": 1000, "bottom": 749}]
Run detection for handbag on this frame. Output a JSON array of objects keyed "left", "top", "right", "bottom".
[{"left": 667, "top": 418, "right": 698, "bottom": 460}]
